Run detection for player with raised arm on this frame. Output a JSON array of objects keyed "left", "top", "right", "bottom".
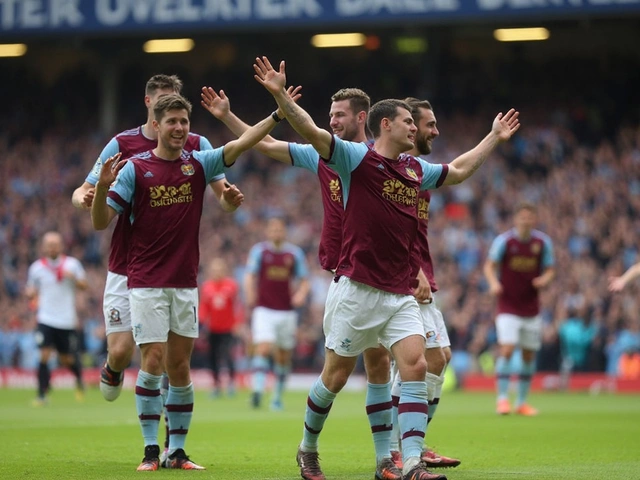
[
  {"left": 202, "top": 86, "right": 404, "bottom": 480},
  {"left": 254, "top": 55, "right": 520, "bottom": 480},
  {"left": 484, "top": 202, "right": 555, "bottom": 416},
  {"left": 244, "top": 216, "right": 310, "bottom": 411},
  {"left": 90, "top": 93, "right": 277, "bottom": 471}
]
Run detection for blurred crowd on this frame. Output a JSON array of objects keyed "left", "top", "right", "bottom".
[{"left": 1, "top": 71, "right": 640, "bottom": 382}]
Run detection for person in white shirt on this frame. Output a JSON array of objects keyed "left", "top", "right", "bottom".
[{"left": 26, "top": 231, "right": 88, "bottom": 405}]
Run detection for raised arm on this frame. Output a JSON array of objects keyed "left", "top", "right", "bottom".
[
  {"left": 483, "top": 258, "right": 503, "bottom": 296},
  {"left": 221, "top": 110, "right": 281, "bottom": 165},
  {"left": 443, "top": 109, "right": 520, "bottom": 186},
  {"left": 91, "top": 153, "right": 126, "bottom": 230},
  {"left": 202, "top": 86, "right": 303, "bottom": 164},
  {"left": 253, "top": 56, "right": 333, "bottom": 159}
]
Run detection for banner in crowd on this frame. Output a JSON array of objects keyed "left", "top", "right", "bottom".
[{"left": 1, "top": 0, "right": 640, "bottom": 37}]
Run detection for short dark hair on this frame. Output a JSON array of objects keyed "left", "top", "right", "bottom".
[
  {"left": 404, "top": 97, "right": 433, "bottom": 121},
  {"left": 331, "top": 88, "right": 370, "bottom": 117},
  {"left": 145, "top": 74, "right": 183, "bottom": 96},
  {"left": 153, "top": 94, "right": 192, "bottom": 121},
  {"left": 515, "top": 201, "right": 537, "bottom": 214},
  {"left": 367, "top": 99, "right": 411, "bottom": 138}
]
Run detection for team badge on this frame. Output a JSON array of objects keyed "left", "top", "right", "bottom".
[
  {"left": 109, "top": 308, "right": 121, "bottom": 326},
  {"left": 405, "top": 167, "right": 419, "bottom": 181},
  {"left": 531, "top": 243, "right": 541, "bottom": 254},
  {"left": 181, "top": 163, "right": 195, "bottom": 176}
]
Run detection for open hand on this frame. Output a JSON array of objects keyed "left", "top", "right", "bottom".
[
  {"left": 254, "top": 56, "right": 287, "bottom": 95},
  {"left": 97, "top": 153, "right": 126, "bottom": 189},
  {"left": 492, "top": 108, "right": 521, "bottom": 142},
  {"left": 201, "top": 87, "right": 230, "bottom": 119}
]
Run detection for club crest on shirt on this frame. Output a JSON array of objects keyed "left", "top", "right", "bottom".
[
  {"left": 405, "top": 167, "right": 419, "bottom": 181},
  {"left": 181, "top": 163, "right": 195, "bottom": 176},
  {"left": 531, "top": 243, "right": 541, "bottom": 254}
]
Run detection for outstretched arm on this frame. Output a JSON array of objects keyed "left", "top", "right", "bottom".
[
  {"left": 609, "top": 262, "right": 640, "bottom": 292},
  {"left": 443, "top": 109, "right": 520, "bottom": 185},
  {"left": 221, "top": 111, "right": 280, "bottom": 166},
  {"left": 201, "top": 86, "right": 300, "bottom": 164},
  {"left": 254, "top": 56, "right": 333, "bottom": 159}
]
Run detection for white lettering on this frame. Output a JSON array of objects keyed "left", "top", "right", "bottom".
[
  {"left": 22, "top": 0, "right": 45, "bottom": 27},
  {"left": 337, "top": 0, "right": 458, "bottom": 16},
  {"left": 202, "top": 0, "right": 245, "bottom": 20},
  {"left": 155, "top": 0, "right": 179, "bottom": 22},
  {"left": 256, "top": 0, "right": 321, "bottom": 19},
  {"left": 178, "top": 0, "right": 201, "bottom": 21},
  {"left": 96, "top": 0, "right": 129, "bottom": 26},
  {"left": 0, "top": 0, "right": 19, "bottom": 29},
  {"left": 132, "top": 0, "right": 155, "bottom": 23},
  {"left": 50, "top": 0, "right": 82, "bottom": 27}
]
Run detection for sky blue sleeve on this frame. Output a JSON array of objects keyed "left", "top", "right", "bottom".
[
  {"left": 246, "top": 244, "right": 263, "bottom": 274},
  {"left": 193, "top": 148, "right": 226, "bottom": 183},
  {"left": 199, "top": 136, "right": 214, "bottom": 151},
  {"left": 85, "top": 138, "right": 120, "bottom": 186},
  {"left": 417, "top": 158, "right": 446, "bottom": 190},
  {"left": 542, "top": 236, "right": 555, "bottom": 268},
  {"left": 488, "top": 235, "right": 507, "bottom": 263},
  {"left": 324, "top": 136, "right": 368, "bottom": 178},
  {"left": 290, "top": 143, "right": 319, "bottom": 173},
  {"left": 293, "top": 247, "right": 309, "bottom": 278},
  {"left": 107, "top": 161, "right": 136, "bottom": 214}
]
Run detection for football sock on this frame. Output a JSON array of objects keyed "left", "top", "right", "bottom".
[
  {"left": 517, "top": 360, "right": 536, "bottom": 406},
  {"left": 398, "top": 381, "right": 428, "bottom": 474},
  {"left": 251, "top": 355, "right": 269, "bottom": 395},
  {"left": 273, "top": 363, "right": 290, "bottom": 404},
  {"left": 37, "top": 361, "right": 50, "bottom": 398},
  {"left": 300, "top": 377, "right": 336, "bottom": 452},
  {"left": 390, "top": 371, "right": 402, "bottom": 452},
  {"left": 135, "top": 370, "right": 163, "bottom": 447},
  {"left": 496, "top": 356, "right": 510, "bottom": 400},
  {"left": 366, "top": 381, "right": 393, "bottom": 463},
  {"left": 166, "top": 383, "right": 194, "bottom": 454}
]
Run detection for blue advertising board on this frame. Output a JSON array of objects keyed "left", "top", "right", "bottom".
[{"left": 1, "top": 0, "right": 639, "bottom": 37}]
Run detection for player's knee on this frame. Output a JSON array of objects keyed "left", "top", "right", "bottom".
[
  {"left": 400, "top": 355, "right": 428, "bottom": 381},
  {"left": 426, "top": 350, "right": 446, "bottom": 376}
]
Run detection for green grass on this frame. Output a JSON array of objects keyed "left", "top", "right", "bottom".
[{"left": 1, "top": 387, "right": 639, "bottom": 479}]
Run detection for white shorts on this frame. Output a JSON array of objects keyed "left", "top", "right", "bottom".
[
  {"left": 130, "top": 288, "right": 199, "bottom": 345},
  {"left": 421, "top": 293, "right": 451, "bottom": 349},
  {"left": 419, "top": 302, "right": 440, "bottom": 349},
  {"left": 103, "top": 272, "right": 131, "bottom": 335},
  {"left": 324, "top": 276, "right": 424, "bottom": 357},
  {"left": 251, "top": 306, "right": 297, "bottom": 350},
  {"left": 496, "top": 313, "right": 542, "bottom": 351}
]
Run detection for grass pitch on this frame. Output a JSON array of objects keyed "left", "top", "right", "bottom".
[{"left": 1, "top": 387, "right": 639, "bottom": 479}]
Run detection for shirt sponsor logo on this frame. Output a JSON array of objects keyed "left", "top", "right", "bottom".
[
  {"left": 149, "top": 183, "right": 193, "bottom": 207},
  {"left": 382, "top": 179, "right": 418, "bottom": 206},
  {"left": 329, "top": 178, "right": 342, "bottom": 203},
  {"left": 418, "top": 197, "right": 430, "bottom": 220},
  {"left": 508, "top": 255, "right": 539, "bottom": 272}
]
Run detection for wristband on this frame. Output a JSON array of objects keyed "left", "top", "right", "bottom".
[{"left": 271, "top": 111, "right": 283, "bottom": 123}]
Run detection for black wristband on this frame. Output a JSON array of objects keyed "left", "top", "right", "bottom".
[{"left": 271, "top": 111, "right": 283, "bottom": 123}]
